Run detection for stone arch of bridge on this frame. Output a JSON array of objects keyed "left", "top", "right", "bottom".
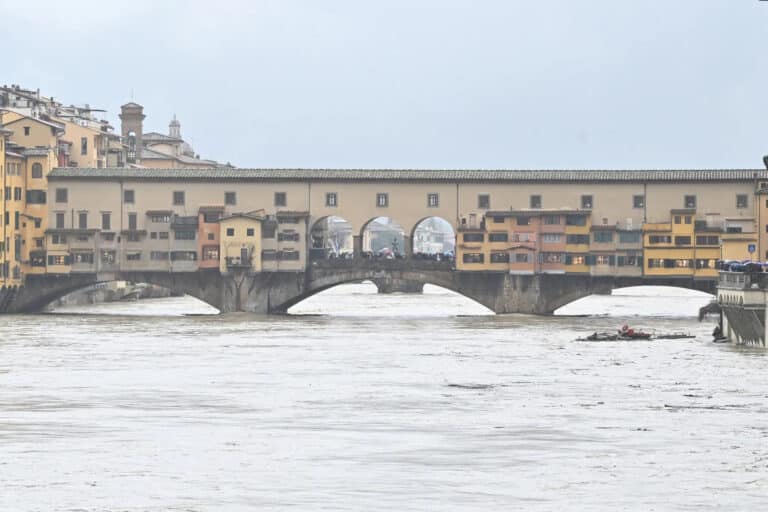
[
  {"left": 6, "top": 271, "right": 226, "bottom": 314},
  {"left": 273, "top": 268, "right": 495, "bottom": 313}
]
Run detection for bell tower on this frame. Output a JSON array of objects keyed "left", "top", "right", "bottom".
[
  {"left": 169, "top": 114, "right": 181, "bottom": 139},
  {"left": 119, "top": 102, "right": 145, "bottom": 164}
]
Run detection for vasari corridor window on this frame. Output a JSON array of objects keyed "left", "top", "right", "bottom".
[
  {"left": 530, "top": 195, "right": 542, "bottom": 209},
  {"left": 326, "top": 193, "right": 337, "bottom": 207},
  {"left": 274, "top": 192, "right": 287, "bottom": 207},
  {"left": 633, "top": 195, "right": 644, "bottom": 208},
  {"left": 173, "top": 191, "right": 185, "bottom": 206},
  {"left": 736, "top": 194, "right": 748, "bottom": 209},
  {"left": 581, "top": 195, "right": 593, "bottom": 209},
  {"left": 124, "top": 190, "right": 135, "bottom": 203},
  {"left": 478, "top": 194, "right": 490, "bottom": 209},
  {"left": 684, "top": 195, "right": 696, "bottom": 209},
  {"left": 376, "top": 193, "right": 388, "bottom": 207},
  {"left": 427, "top": 193, "right": 439, "bottom": 207},
  {"left": 225, "top": 192, "right": 236, "bottom": 205}
]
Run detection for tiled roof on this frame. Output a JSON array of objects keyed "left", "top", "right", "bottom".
[{"left": 47, "top": 167, "right": 768, "bottom": 183}]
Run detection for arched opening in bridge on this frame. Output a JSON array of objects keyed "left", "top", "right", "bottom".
[
  {"left": 361, "top": 217, "right": 405, "bottom": 259},
  {"left": 411, "top": 216, "right": 456, "bottom": 262},
  {"left": 554, "top": 285, "right": 714, "bottom": 318},
  {"left": 310, "top": 216, "right": 354, "bottom": 260},
  {"left": 287, "top": 281, "right": 493, "bottom": 316},
  {"left": 45, "top": 281, "right": 218, "bottom": 316}
]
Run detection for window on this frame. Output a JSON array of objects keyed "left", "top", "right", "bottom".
[
  {"left": 515, "top": 253, "right": 529, "bottom": 263},
  {"left": 78, "top": 212, "right": 88, "bottom": 229},
  {"left": 478, "top": 194, "right": 490, "bottom": 209},
  {"left": 542, "top": 233, "right": 561, "bottom": 243},
  {"left": 102, "top": 213, "right": 111, "bottom": 230},
  {"left": 56, "top": 212, "right": 65, "bottom": 229},
  {"left": 542, "top": 215, "right": 559, "bottom": 225},
  {"left": 25, "top": 190, "right": 46, "bottom": 204},
  {"left": 72, "top": 252, "right": 94, "bottom": 264},
  {"left": 619, "top": 231, "right": 641, "bottom": 244},
  {"left": 530, "top": 195, "right": 542, "bottom": 209},
  {"left": 490, "top": 252, "right": 510, "bottom": 263},
  {"left": 102, "top": 232, "right": 115, "bottom": 241},
  {"left": 617, "top": 255, "right": 641, "bottom": 267},
  {"left": 203, "top": 212, "right": 221, "bottom": 223},
  {"left": 462, "top": 233, "right": 484, "bottom": 242},
  {"left": 225, "top": 192, "right": 236, "bottom": 205},
  {"left": 593, "top": 231, "right": 614, "bottom": 243},
  {"left": 226, "top": 228, "right": 235, "bottom": 237},
  {"left": 278, "top": 216, "right": 299, "bottom": 224},
  {"left": 24, "top": 126, "right": 30, "bottom": 136},
  {"left": 684, "top": 195, "right": 696, "bottom": 209},
  {"left": 124, "top": 190, "right": 135, "bottom": 203},
  {"left": 202, "top": 246, "right": 219, "bottom": 260},
  {"left": 34, "top": 219, "right": 41, "bottom": 228},
  {"left": 274, "top": 192, "right": 286, "bottom": 207},
  {"left": 55, "top": 188, "right": 68, "bottom": 203},
  {"left": 696, "top": 235, "right": 719, "bottom": 246},
  {"left": 3, "top": 187, "right": 9, "bottom": 200},
  {"left": 674, "top": 215, "right": 682, "bottom": 225},
  {"left": 47, "top": 255, "right": 70, "bottom": 266},
  {"left": 13, "top": 187, "right": 21, "bottom": 201},
  {"left": 246, "top": 228, "right": 255, "bottom": 237},
  {"left": 566, "top": 254, "right": 585, "bottom": 265},
  {"left": 31, "top": 163, "right": 43, "bottom": 178},
  {"left": 565, "top": 215, "right": 586, "bottom": 226},
  {"left": 566, "top": 234, "right": 589, "bottom": 244},
  {"left": 159, "top": 232, "right": 169, "bottom": 240},
  {"left": 595, "top": 255, "right": 613, "bottom": 265},
  {"left": 51, "top": 234, "right": 66, "bottom": 244},
  {"left": 376, "top": 193, "right": 389, "bottom": 207},
  {"left": 14, "top": 211, "right": 19, "bottom": 229},
  {"left": 492, "top": 216, "right": 505, "bottom": 223},
  {"left": 126, "top": 232, "right": 141, "bottom": 242},
  {"left": 511, "top": 232, "right": 532, "bottom": 242},
  {"left": 80, "top": 136, "right": 88, "bottom": 155},
  {"left": 262, "top": 223, "right": 276, "bottom": 238},
  {"left": 128, "top": 213, "right": 137, "bottom": 230},
  {"left": 173, "top": 191, "right": 185, "bottom": 206},
  {"left": 261, "top": 250, "right": 278, "bottom": 261},
  {"left": 488, "top": 232, "right": 508, "bottom": 242},
  {"left": 126, "top": 252, "right": 142, "bottom": 261},
  {"left": 736, "top": 194, "right": 748, "bottom": 209},
  {"left": 675, "top": 236, "right": 691, "bottom": 246},
  {"left": 278, "top": 231, "right": 300, "bottom": 242},
  {"left": 175, "top": 230, "right": 196, "bottom": 240},
  {"left": 151, "top": 251, "right": 170, "bottom": 261},
  {"left": 278, "top": 250, "right": 300, "bottom": 261},
  {"left": 427, "top": 193, "right": 439, "bottom": 208},
  {"left": 684, "top": 215, "right": 692, "bottom": 225},
  {"left": 649, "top": 235, "right": 672, "bottom": 244},
  {"left": 581, "top": 195, "right": 593, "bottom": 209},
  {"left": 207, "top": 233, "right": 215, "bottom": 241},
  {"left": 462, "top": 253, "right": 485, "bottom": 264},
  {"left": 517, "top": 216, "right": 529, "bottom": 226},
  {"left": 150, "top": 232, "right": 157, "bottom": 239},
  {"left": 540, "top": 252, "right": 563, "bottom": 264},
  {"left": 326, "top": 193, "right": 338, "bottom": 207},
  {"left": 633, "top": 195, "right": 644, "bottom": 208}
]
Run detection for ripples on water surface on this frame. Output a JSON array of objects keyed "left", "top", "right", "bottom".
[{"left": 1, "top": 284, "right": 766, "bottom": 511}]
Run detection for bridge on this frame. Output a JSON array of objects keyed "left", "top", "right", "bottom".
[
  {"left": 2, "top": 167, "right": 760, "bottom": 314},
  {"left": 2, "top": 258, "right": 717, "bottom": 315}
]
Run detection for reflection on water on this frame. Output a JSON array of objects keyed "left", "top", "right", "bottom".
[{"left": 1, "top": 284, "right": 765, "bottom": 511}]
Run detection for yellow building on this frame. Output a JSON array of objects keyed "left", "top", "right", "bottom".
[
  {"left": 564, "top": 212, "right": 591, "bottom": 274},
  {"left": 218, "top": 213, "right": 265, "bottom": 274}
]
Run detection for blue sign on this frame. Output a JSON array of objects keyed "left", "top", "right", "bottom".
[{"left": 748, "top": 243, "right": 756, "bottom": 254}]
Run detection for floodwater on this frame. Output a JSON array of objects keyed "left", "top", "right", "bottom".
[{"left": 0, "top": 284, "right": 766, "bottom": 511}]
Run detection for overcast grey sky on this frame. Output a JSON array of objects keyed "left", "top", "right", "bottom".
[{"left": 3, "top": 0, "right": 767, "bottom": 168}]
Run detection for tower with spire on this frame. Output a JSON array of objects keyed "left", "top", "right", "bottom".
[{"left": 169, "top": 114, "right": 181, "bottom": 139}]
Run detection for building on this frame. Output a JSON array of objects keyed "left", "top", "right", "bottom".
[{"left": 119, "top": 104, "right": 224, "bottom": 168}]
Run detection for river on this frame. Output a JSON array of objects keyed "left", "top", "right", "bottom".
[{"left": 0, "top": 284, "right": 766, "bottom": 511}]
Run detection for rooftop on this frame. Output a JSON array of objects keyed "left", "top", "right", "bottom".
[{"left": 47, "top": 168, "right": 768, "bottom": 183}]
